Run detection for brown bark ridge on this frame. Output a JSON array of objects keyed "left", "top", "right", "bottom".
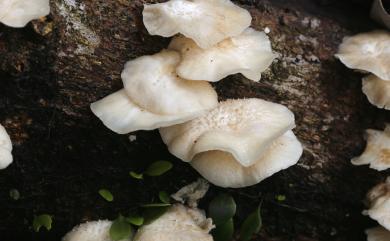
[{"left": 0, "top": 0, "right": 388, "bottom": 240}]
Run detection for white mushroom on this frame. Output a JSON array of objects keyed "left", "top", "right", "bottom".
[
  {"left": 62, "top": 220, "right": 131, "bottom": 241},
  {"left": 351, "top": 125, "right": 390, "bottom": 171},
  {"left": 143, "top": 0, "right": 252, "bottom": 49},
  {"left": 364, "top": 178, "right": 390, "bottom": 231},
  {"left": 335, "top": 30, "right": 390, "bottom": 81},
  {"left": 91, "top": 51, "right": 218, "bottom": 134},
  {"left": 169, "top": 28, "right": 277, "bottom": 82},
  {"left": 366, "top": 226, "right": 390, "bottom": 241},
  {"left": 0, "top": 0, "right": 50, "bottom": 28},
  {"left": 160, "top": 99, "right": 302, "bottom": 188},
  {"left": 0, "top": 124, "right": 13, "bottom": 170},
  {"left": 362, "top": 74, "right": 390, "bottom": 110},
  {"left": 133, "top": 204, "right": 213, "bottom": 241}
]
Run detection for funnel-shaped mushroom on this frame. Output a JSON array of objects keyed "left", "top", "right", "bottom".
[
  {"left": 133, "top": 204, "right": 213, "bottom": 241},
  {"left": 351, "top": 125, "right": 390, "bottom": 171},
  {"left": 91, "top": 51, "right": 218, "bottom": 134},
  {"left": 169, "top": 28, "right": 277, "bottom": 82},
  {"left": 364, "top": 178, "right": 390, "bottom": 231},
  {"left": 143, "top": 0, "right": 252, "bottom": 49},
  {"left": 0, "top": 0, "right": 50, "bottom": 28},
  {"left": 62, "top": 220, "right": 131, "bottom": 241},
  {"left": 362, "top": 75, "right": 390, "bottom": 110},
  {"left": 0, "top": 124, "right": 12, "bottom": 170},
  {"left": 366, "top": 226, "right": 390, "bottom": 241},
  {"left": 160, "top": 99, "right": 302, "bottom": 188},
  {"left": 335, "top": 30, "right": 390, "bottom": 81}
]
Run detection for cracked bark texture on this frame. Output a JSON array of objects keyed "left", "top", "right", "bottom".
[{"left": 0, "top": 0, "right": 388, "bottom": 240}]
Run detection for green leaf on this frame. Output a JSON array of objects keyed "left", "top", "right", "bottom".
[
  {"left": 33, "top": 214, "right": 53, "bottom": 232},
  {"left": 158, "top": 191, "right": 170, "bottom": 204},
  {"left": 240, "top": 205, "right": 262, "bottom": 241},
  {"left": 143, "top": 206, "right": 169, "bottom": 225},
  {"left": 275, "top": 194, "right": 286, "bottom": 202},
  {"left": 141, "top": 203, "right": 171, "bottom": 208},
  {"left": 208, "top": 194, "right": 236, "bottom": 225},
  {"left": 144, "top": 161, "right": 173, "bottom": 176},
  {"left": 99, "top": 189, "right": 114, "bottom": 202},
  {"left": 9, "top": 189, "right": 20, "bottom": 200},
  {"left": 129, "top": 171, "right": 143, "bottom": 179},
  {"left": 212, "top": 218, "right": 234, "bottom": 241},
  {"left": 125, "top": 215, "right": 144, "bottom": 226},
  {"left": 110, "top": 216, "right": 134, "bottom": 241}
]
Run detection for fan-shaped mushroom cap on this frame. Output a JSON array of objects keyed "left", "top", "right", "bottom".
[
  {"left": 335, "top": 30, "right": 390, "bottom": 81},
  {"left": 351, "top": 125, "right": 390, "bottom": 171},
  {"left": 168, "top": 28, "right": 277, "bottom": 82},
  {"left": 143, "top": 0, "right": 252, "bottom": 49},
  {"left": 362, "top": 74, "right": 390, "bottom": 110},
  {"left": 0, "top": 124, "right": 13, "bottom": 169},
  {"left": 91, "top": 51, "right": 218, "bottom": 134},
  {"left": 366, "top": 226, "right": 390, "bottom": 241},
  {"left": 364, "top": 178, "right": 390, "bottom": 231},
  {"left": 0, "top": 0, "right": 50, "bottom": 28},
  {"left": 134, "top": 204, "right": 213, "bottom": 241},
  {"left": 62, "top": 220, "right": 131, "bottom": 241},
  {"left": 191, "top": 130, "right": 302, "bottom": 188},
  {"left": 159, "top": 98, "right": 296, "bottom": 167}
]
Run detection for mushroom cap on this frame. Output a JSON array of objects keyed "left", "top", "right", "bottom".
[
  {"left": 335, "top": 30, "right": 390, "bottom": 81},
  {"left": 0, "top": 0, "right": 50, "bottom": 28},
  {"left": 366, "top": 226, "right": 390, "bottom": 241},
  {"left": 143, "top": 0, "right": 252, "bottom": 49},
  {"left": 159, "top": 98, "right": 296, "bottom": 167},
  {"left": 365, "top": 178, "right": 390, "bottom": 231},
  {"left": 191, "top": 130, "right": 302, "bottom": 188},
  {"left": 121, "top": 50, "right": 218, "bottom": 115},
  {"left": 90, "top": 90, "right": 212, "bottom": 134},
  {"left": 362, "top": 74, "right": 390, "bottom": 110},
  {"left": 0, "top": 124, "right": 13, "bottom": 169},
  {"left": 351, "top": 125, "right": 390, "bottom": 171},
  {"left": 168, "top": 28, "right": 277, "bottom": 82},
  {"left": 133, "top": 204, "right": 213, "bottom": 241},
  {"left": 62, "top": 220, "right": 131, "bottom": 241}
]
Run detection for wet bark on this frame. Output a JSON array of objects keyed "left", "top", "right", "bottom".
[{"left": 0, "top": 0, "right": 388, "bottom": 240}]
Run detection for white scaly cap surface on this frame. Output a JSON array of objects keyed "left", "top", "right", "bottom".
[
  {"left": 90, "top": 51, "right": 218, "bottom": 134},
  {"left": 362, "top": 74, "right": 390, "bottom": 110},
  {"left": 133, "top": 204, "right": 213, "bottom": 241},
  {"left": 143, "top": 0, "right": 252, "bottom": 49},
  {"left": 62, "top": 220, "right": 131, "bottom": 241},
  {"left": 335, "top": 30, "right": 390, "bottom": 81},
  {"left": 366, "top": 226, "right": 390, "bottom": 241},
  {"left": 364, "top": 178, "right": 390, "bottom": 231},
  {"left": 351, "top": 125, "right": 390, "bottom": 171},
  {"left": 0, "top": 124, "right": 12, "bottom": 169},
  {"left": 160, "top": 98, "right": 296, "bottom": 167},
  {"left": 0, "top": 0, "right": 50, "bottom": 28},
  {"left": 169, "top": 28, "right": 277, "bottom": 82}
]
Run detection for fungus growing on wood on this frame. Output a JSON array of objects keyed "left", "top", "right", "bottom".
[
  {"left": 143, "top": 0, "right": 252, "bottom": 49},
  {"left": 0, "top": 0, "right": 50, "bottom": 28},
  {"left": 133, "top": 204, "right": 214, "bottom": 241},
  {"left": 0, "top": 124, "right": 12, "bottom": 170},
  {"left": 169, "top": 28, "right": 277, "bottom": 82},
  {"left": 335, "top": 30, "right": 390, "bottom": 81},
  {"left": 362, "top": 75, "right": 390, "bottom": 110},
  {"left": 91, "top": 51, "right": 218, "bottom": 134},
  {"left": 351, "top": 125, "right": 390, "bottom": 171},
  {"left": 364, "top": 178, "right": 390, "bottom": 230},
  {"left": 160, "top": 99, "right": 302, "bottom": 188}
]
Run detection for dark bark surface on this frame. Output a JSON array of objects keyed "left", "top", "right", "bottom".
[{"left": 0, "top": 0, "right": 389, "bottom": 240}]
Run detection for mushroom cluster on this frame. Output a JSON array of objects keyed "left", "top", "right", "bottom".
[
  {"left": 363, "top": 178, "right": 390, "bottom": 240},
  {"left": 0, "top": 0, "right": 50, "bottom": 28},
  {"left": 0, "top": 124, "right": 12, "bottom": 170},
  {"left": 335, "top": 30, "right": 390, "bottom": 110},
  {"left": 91, "top": 0, "right": 302, "bottom": 188}
]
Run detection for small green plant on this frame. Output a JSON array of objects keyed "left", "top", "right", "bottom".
[
  {"left": 98, "top": 189, "right": 114, "bottom": 202},
  {"left": 240, "top": 205, "right": 262, "bottom": 241},
  {"left": 109, "top": 215, "right": 134, "bottom": 241},
  {"left": 129, "top": 161, "right": 173, "bottom": 180},
  {"left": 208, "top": 194, "right": 236, "bottom": 241},
  {"left": 32, "top": 214, "right": 53, "bottom": 232}
]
